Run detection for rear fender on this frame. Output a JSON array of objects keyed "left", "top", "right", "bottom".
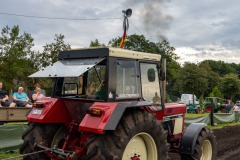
[
  {"left": 27, "top": 97, "right": 72, "bottom": 126},
  {"left": 79, "top": 101, "right": 153, "bottom": 134},
  {"left": 179, "top": 123, "right": 206, "bottom": 154}
]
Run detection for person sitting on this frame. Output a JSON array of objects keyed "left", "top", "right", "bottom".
[
  {"left": 13, "top": 87, "right": 32, "bottom": 107},
  {"left": 0, "top": 81, "right": 15, "bottom": 107},
  {"left": 32, "top": 87, "right": 45, "bottom": 102}
]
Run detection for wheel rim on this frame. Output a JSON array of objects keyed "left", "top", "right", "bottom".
[
  {"left": 122, "top": 132, "right": 157, "bottom": 160},
  {"left": 200, "top": 140, "right": 212, "bottom": 160},
  {"left": 51, "top": 126, "right": 66, "bottom": 149}
]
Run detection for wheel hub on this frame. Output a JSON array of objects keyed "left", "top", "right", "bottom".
[
  {"left": 131, "top": 156, "right": 140, "bottom": 160},
  {"left": 122, "top": 132, "right": 157, "bottom": 160}
]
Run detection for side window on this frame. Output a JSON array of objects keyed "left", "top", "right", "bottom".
[
  {"left": 140, "top": 63, "right": 161, "bottom": 104},
  {"left": 116, "top": 60, "right": 140, "bottom": 98}
]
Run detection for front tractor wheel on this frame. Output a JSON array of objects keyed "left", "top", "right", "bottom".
[
  {"left": 84, "top": 110, "right": 169, "bottom": 160},
  {"left": 181, "top": 128, "right": 217, "bottom": 160}
]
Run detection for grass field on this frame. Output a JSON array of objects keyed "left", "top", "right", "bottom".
[{"left": 185, "top": 113, "right": 209, "bottom": 118}]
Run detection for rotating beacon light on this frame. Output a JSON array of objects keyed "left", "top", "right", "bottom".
[{"left": 119, "top": 8, "right": 132, "bottom": 48}]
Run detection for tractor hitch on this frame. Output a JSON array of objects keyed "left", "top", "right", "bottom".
[{"left": 36, "top": 143, "right": 79, "bottom": 160}]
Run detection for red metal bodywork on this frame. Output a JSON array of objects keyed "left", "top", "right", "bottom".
[
  {"left": 27, "top": 97, "right": 72, "bottom": 126},
  {"left": 164, "top": 103, "right": 187, "bottom": 116},
  {"left": 79, "top": 102, "right": 118, "bottom": 134}
]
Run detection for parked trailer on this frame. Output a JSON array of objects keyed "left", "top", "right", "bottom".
[{"left": 0, "top": 107, "right": 30, "bottom": 124}]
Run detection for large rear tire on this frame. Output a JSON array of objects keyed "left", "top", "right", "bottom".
[
  {"left": 181, "top": 128, "right": 217, "bottom": 160},
  {"left": 83, "top": 110, "right": 169, "bottom": 160},
  {"left": 19, "top": 122, "right": 61, "bottom": 160}
]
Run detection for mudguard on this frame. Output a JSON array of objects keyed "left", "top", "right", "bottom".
[
  {"left": 180, "top": 123, "right": 206, "bottom": 154},
  {"left": 27, "top": 97, "right": 72, "bottom": 126},
  {"left": 79, "top": 101, "right": 153, "bottom": 134}
]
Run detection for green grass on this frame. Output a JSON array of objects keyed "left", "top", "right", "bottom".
[
  {"left": 0, "top": 151, "right": 21, "bottom": 159},
  {"left": 185, "top": 113, "right": 209, "bottom": 118}
]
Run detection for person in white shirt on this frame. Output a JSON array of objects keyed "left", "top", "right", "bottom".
[{"left": 233, "top": 104, "right": 239, "bottom": 114}]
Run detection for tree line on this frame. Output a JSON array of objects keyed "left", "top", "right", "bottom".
[{"left": 1, "top": 25, "right": 240, "bottom": 102}]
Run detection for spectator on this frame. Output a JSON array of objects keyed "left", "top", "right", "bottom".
[
  {"left": 13, "top": 87, "right": 32, "bottom": 107},
  {"left": 0, "top": 81, "right": 15, "bottom": 107},
  {"left": 34, "top": 82, "right": 46, "bottom": 96},
  {"left": 233, "top": 104, "right": 239, "bottom": 114},
  {"left": 32, "top": 87, "right": 45, "bottom": 102},
  {"left": 226, "top": 100, "right": 232, "bottom": 113}
]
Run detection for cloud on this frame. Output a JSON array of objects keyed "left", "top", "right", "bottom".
[{"left": 0, "top": 0, "right": 240, "bottom": 65}]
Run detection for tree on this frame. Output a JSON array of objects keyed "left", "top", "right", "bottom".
[
  {"left": 175, "top": 62, "right": 208, "bottom": 98},
  {"left": 199, "top": 62, "right": 220, "bottom": 97},
  {"left": 201, "top": 60, "right": 236, "bottom": 77},
  {"left": 38, "top": 34, "right": 71, "bottom": 68},
  {"left": 219, "top": 73, "right": 240, "bottom": 100},
  {"left": 89, "top": 39, "right": 105, "bottom": 47},
  {"left": 208, "top": 86, "right": 223, "bottom": 98},
  {"left": 0, "top": 25, "right": 35, "bottom": 91}
]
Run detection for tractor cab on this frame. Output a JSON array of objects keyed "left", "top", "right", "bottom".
[{"left": 30, "top": 47, "right": 164, "bottom": 105}]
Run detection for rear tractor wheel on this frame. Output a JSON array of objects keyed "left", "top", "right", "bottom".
[
  {"left": 19, "top": 123, "right": 63, "bottom": 160},
  {"left": 83, "top": 110, "right": 169, "bottom": 160}
]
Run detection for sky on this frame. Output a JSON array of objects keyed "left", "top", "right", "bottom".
[{"left": 0, "top": 0, "right": 240, "bottom": 64}]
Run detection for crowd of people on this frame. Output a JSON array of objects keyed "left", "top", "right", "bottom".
[{"left": 0, "top": 81, "right": 45, "bottom": 108}]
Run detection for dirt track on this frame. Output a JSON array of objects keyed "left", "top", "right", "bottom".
[{"left": 168, "top": 124, "right": 240, "bottom": 160}]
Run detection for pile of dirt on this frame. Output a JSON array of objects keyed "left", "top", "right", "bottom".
[{"left": 168, "top": 124, "right": 240, "bottom": 160}]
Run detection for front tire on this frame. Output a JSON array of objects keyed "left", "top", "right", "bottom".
[
  {"left": 84, "top": 110, "right": 169, "bottom": 160},
  {"left": 181, "top": 128, "right": 217, "bottom": 160},
  {"left": 19, "top": 123, "right": 61, "bottom": 160}
]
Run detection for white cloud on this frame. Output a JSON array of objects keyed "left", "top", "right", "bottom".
[{"left": 0, "top": 0, "right": 240, "bottom": 65}]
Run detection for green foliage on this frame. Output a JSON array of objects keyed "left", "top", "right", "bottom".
[
  {"left": 175, "top": 62, "right": 208, "bottom": 98},
  {"left": 0, "top": 25, "right": 35, "bottom": 91},
  {"left": 201, "top": 60, "right": 236, "bottom": 76},
  {"left": 38, "top": 34, "right": 71, "bottom": 68},
  {"left": 219, "top": 73, "right": 240, "bottom": 100},
  {"left": 209, "top": 86, "right": 223, "bottom": 98},
  {"left": 89, "top": 39, "right": 105, "bottom": 47},
  {"left": 199, "top": 96, "right": 205, "bottom": 111}
]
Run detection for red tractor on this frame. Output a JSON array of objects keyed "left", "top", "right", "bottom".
[{"left": 20, "top": 47, "right": 217, "bottom": 160}]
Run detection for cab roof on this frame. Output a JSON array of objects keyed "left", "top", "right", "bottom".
[{"left": 58, "top": 47, "right": 161, "bottom": 61}]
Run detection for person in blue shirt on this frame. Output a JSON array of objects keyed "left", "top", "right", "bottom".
[{"left": 13, "top": 87, "right": 32, "bottom": 107}]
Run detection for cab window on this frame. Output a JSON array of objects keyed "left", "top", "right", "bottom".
[
  {"left": 140, "top": 63, "right": 161, "bottom": 104},
  {"left": 116, "top": 60, "right": 140, "bottom": 99}
]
